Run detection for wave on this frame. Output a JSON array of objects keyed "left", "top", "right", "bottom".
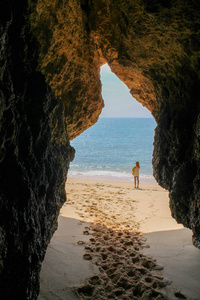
[{"left": 67, "top": 169, "right": 157, "bottom": 184}]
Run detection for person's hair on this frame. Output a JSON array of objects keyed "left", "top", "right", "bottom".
[{"left": 136, "top": 161, "right": 140, "bottom": 168}]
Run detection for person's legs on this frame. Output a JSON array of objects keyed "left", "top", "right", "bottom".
[
  {"left": 134, "top": 176, "right": 136, "bottom": 188},
  {"left": 137, "top": 176, "right": 139, "bottom": 188}
]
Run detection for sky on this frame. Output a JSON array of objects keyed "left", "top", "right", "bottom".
[{"left": 100, "top": 64, "right": 152, "bottom": 118}]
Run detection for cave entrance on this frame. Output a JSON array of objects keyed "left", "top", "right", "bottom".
[
  {"left": 56, "top": 64, "right": 183, "bottom": 299},
  {"left": 68, "top": 63, "right": 156, "bottom": 184}
]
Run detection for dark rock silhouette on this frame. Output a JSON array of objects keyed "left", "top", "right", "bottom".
[
  {"left": 0, "top": 0, "right": 200, "bottom": 298},
  {"left": 0, "top": 1, "right": 74, "bottom": 298}
]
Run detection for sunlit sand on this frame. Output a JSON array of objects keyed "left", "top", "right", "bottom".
[{"left": 39, "top": 178, "right": 200, "bottom": 299}]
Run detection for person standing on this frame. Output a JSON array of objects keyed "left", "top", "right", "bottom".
[{"left": 132, "top": 161, "right": 140, "bottom": 188}]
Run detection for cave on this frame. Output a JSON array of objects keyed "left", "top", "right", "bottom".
[{"left": 1, "top": 0, "right": 200, "bottom": 298}]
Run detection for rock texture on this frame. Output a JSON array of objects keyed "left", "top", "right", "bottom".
[
  {"left": 0, "top": 1, "right": 74, "bottom": 299},
  {"left": 29, "top": 0, "right": 105, "bottom": 140},
  {"left": 1, "top": 0, "right": 200, "bottom": 298}
]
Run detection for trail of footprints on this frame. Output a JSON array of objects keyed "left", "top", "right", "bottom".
[
  {"left": 76, "top": 224, "right": 170, "bottom": 300},
  {"left": 66, "top": 182, "right": 188, "bottom": 300}
]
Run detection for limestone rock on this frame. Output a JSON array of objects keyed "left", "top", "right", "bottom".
[{"left": 0, "top": 1, "right": 74, "bottom": 298}]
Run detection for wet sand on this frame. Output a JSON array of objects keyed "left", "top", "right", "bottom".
[{"left": 39, "top": 178, "right": 200, "bottom": 299}]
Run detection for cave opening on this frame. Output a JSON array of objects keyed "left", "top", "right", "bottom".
[
  {"left": 68, "top": 63, "right": 156, "bottom": 184},
  {"left": 59, "top": 64, "right": 185, "bottom": 299}
]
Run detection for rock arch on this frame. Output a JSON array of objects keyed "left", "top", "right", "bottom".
[{"left": 0, "top": 0, "right": 200, "bottom": 298}]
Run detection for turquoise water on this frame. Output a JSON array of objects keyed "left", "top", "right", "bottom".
[{"left": 68, "top": 118, "right": 157, "bottom": 183}]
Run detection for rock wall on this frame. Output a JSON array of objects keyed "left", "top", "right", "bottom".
[
  {"left": 0, "top": 0, "right": 200, "bottom": 298},
  {"left": 0, "top": 1, "right": 74, "bottom": 298},
  {"left": 29, "top": 0, "right": 104, "bottom": 140}
]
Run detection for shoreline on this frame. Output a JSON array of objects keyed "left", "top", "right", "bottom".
[
  {"left": 39, "top": 177, "right": 200, "bottom": 299},
  {"left": 67, "top": 173, "right": 157, "bottom": 184}
]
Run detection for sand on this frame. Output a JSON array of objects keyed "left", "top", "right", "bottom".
[{"left": 39, "top": 178, "right": 200, "bottom": 300}]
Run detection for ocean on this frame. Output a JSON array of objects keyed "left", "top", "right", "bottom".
[{"left": 68, "top": 118, "right": 157, "bottom": 183}]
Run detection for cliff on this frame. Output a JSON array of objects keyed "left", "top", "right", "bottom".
[{"left": 0, "top": 0, "right": 200, "bottom": 298}]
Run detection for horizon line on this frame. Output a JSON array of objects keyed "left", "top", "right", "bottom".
[{"left": 99, "top": 116, "right": 154, "bottom": 119}]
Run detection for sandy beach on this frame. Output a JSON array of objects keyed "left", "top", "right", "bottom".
[{"left": 39, "top": 178, "right": 200, "bottom": 299}]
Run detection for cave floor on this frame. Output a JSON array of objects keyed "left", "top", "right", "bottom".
[
  {"left": 39, "top": 178, "right": 200, "bottom": 299},
  {"left": 39, "top": 206, "right": 98, "bottom": 300}
]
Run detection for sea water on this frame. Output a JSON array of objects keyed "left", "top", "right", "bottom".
[{"left": 68, "top": 118, "right": 157, "bottom": 183}]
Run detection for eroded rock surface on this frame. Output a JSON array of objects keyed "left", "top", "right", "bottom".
[
  {"left": 1, "top": 0, "right": 200, "bottom": 298},
  {"left": 0, "top": 1, "right": 74, "bottom": 299}
]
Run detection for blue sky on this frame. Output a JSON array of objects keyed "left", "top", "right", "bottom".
[{"left": 100, "top": 64, "right": 152, "bottom": 118}]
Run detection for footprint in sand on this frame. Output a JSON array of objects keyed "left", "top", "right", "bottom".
[
  {"left": 77, "top": 241, "right": 86, "bottom": 245},
  {"left": 174, "top": 291, "right": 187, "bottom": 299},
  {"left": 83, "top": 254, "right": 92, "bottom": 260},
  {"left": 83, "top": 230, "right": 90, "bottom": 235}
]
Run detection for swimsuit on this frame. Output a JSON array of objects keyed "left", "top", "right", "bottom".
[{"left": 134, "top": 166, "right": 139, "bottom": 177}]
